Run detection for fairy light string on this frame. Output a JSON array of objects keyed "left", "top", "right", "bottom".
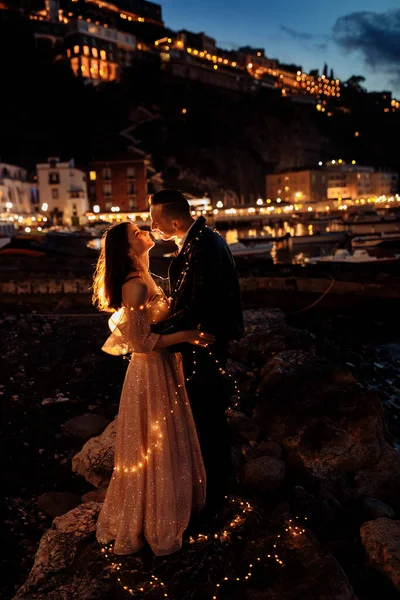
[{"left": 100, "top": 500, "right": 308, "bottom": 598}]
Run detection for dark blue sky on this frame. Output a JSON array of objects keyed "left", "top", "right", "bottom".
[{"left": 160, "top": 0, "right": 400, "bottom": 95}]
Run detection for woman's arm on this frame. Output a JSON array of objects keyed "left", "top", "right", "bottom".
[{"left": 154, "top": 329, "right": 214, "bottom": 349}]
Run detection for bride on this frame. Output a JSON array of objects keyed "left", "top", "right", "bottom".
[{"left": 92, "top": 221, "right": 213, "bottom": 556}]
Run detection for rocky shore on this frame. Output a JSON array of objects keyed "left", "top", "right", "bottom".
[{"left": 3, "top": 308, "right": 400, "bottom": 599}]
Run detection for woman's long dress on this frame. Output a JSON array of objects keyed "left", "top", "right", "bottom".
[{"left": 96, "top": 289, "right": 206, "bottom": 556}]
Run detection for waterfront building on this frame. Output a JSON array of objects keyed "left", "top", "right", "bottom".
[
  {"left": 36, "top": 157, "right": 89, "bottom": 224},
  {"left": 0, "top": 163, "right": 37, "bottom": 215},
  {"left": 266, "top": 169, "right": 327, "bottom": 204},
  {"left": 371, "top": 171, "right": 399, "bottom": 196},
  {"left": 327, "top": 163, "right": 374, "bottom": 200},
  {"left": 87, "top": 151, "right": 150, "bottom": 213}
]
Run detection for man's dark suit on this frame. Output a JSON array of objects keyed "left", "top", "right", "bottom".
[{"left": 152, "top": 216, "right": 244, "bottom": 516}]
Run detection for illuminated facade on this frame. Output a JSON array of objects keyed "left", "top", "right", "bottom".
[
  {"left": 371, "top": 172, "right": 399, "bottom": 196},
  {"left": 87, "top": 154, "right": 149, "bottom": 213},
  {"left": 65, "top": 20, "right": 135, "bottom": 82},
  {"left": 0, "top": 163, "right": 36, "bottom": 214},
  {"left": 266, "top": 170, "right": 327, "bottom": 204},
  {"left": 36, "top": 157, "right": 89, "bottom": 224}
]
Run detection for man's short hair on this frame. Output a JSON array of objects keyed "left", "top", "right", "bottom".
[{"left": 149, "top": 189, "right": 191, "bottom": 219}]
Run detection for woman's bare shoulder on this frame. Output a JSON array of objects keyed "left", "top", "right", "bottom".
[{"left": 122, "top": 278, "right": 148, "bottom": 309}]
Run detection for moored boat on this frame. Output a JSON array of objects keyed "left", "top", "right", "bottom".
[{"left": 307, "top": 248, "right": 400, "bottom": 265}]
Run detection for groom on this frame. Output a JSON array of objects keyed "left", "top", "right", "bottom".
[{"left": 149, "top": 189, "right": 244, "bottom": 520}]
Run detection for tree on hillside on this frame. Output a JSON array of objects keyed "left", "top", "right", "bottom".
[{"left": 345, "top": 75, "right": 366, "bottom": 93}]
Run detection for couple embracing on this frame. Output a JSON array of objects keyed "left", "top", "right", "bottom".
[{"left": 93, "top": 189, "right": 244, "bottom": 556}]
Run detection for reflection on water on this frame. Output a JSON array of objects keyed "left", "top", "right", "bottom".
[{"left": 219, "top": 224, "right": 340, "bottom": 265}]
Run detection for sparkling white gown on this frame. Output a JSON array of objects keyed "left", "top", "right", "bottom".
[{"left": 96, "top": 288, "right": 206, "bottom": 556}]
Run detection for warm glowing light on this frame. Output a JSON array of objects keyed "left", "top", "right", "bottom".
[
  {"left": 89, "top": 170, "right": 97, "bottom": 181},
  {"left": 93, "top": 205, "right": 100, "bottom": 213},
  {"left": 41, "top": 203, "right": 48, "bottom": 211},
  {"left": 216, "top": 201, "right": 223, "bottom": 208},
  {"left": 25, "top": 227, "right": 31, "bottom": 232},
  {"left": 256, "top": 198, "right": 263, "bottom": 205},
  {"left": 5, "top": 202, "right": 13, "bottom": 209}
]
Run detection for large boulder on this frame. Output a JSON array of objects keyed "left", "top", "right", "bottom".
[
  {"left": 360, "top": 518, "right": 400, "bottom": 592},
  {"left": 355, "top": 452, "right": 400, "bottom": 509},
  {"left": 229, "top": 309, "right": 314, "bottom": 365},
  {"left": 63, "top": 414, "right": 110, "bottom": 441},
  {"left": 255, "top": 350, "right": 391, "bottom": 485},
  {"left": 244, "top": 512, "right": 358, "bottom": 600},
  {"left": 72, "top": 419, "right": 116, "bottom": 488},
  {"left": 37, "top": 492, "right": 81, "bottom": 519},
  {"left": 243, "top": 456, "right": 286, "bottom": 492},
  {"left": 13, "top": 502, "right": 111, "bottom": 600}
]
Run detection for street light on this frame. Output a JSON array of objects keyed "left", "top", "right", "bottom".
[
  {"left": 256, "top": 198, "right": 263, "bottom": 205},
  {"left": 216, "top": 201, "right": 223, "bottom": 208},
  {"left": 41, "top": 203, "right": 48, "bottom": 211},
  {"left": 93, "top": 205, "right": 100, "bottom": 213}
]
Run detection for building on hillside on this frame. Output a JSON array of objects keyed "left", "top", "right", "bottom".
[
  {"left": 36, "top": 157, "right": 89, "bottom": 224},
  {"left": 0, "top": 163, "right": 37, "bottom": 214},
  {"left": 87, "top": 150, "right": 150, "bottom": 213},
  {"left": 65, "top": 20, "right": 135, "bottom": 82},
  {"left": 266, "top": 169, "right": 327, "bottom": 204}
]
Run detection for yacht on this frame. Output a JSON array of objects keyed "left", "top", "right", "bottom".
[
  {"left": 307, "top": 248, "right": 400, "bottom": 265},
  {"left": 351, "top": 232, "right": 400, "bottom": 249}
]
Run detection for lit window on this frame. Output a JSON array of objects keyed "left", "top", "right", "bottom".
[
  {"left": 70, "top": 57, "right": 79, "bottom": 76},
  {"left": 90, "top": 59, "right": 99, "bottom": 78},
  {"left": 92, "top": 47, "right": 98, "bottom": 58},
  {"left": 81, "top": 56, "right": 89, "bottom": 77},
  {"left": 89, "top": 171, "right": 97, "bottom": 181},
  {"left": 67, "top": 48, "right": 71, "bottom": 58},
  {"left": 100, "top": 49, "right": 106, "bottom": 60},
  {"left": 83, "top": 45, "right": 90, "bottom": 56},
  {"left": 74, "top": 45, "right": 79, "bottom": 54}
]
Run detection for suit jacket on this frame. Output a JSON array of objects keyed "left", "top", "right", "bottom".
[{"left": 151, "top": 216, "right": 244, "bottom": 342}]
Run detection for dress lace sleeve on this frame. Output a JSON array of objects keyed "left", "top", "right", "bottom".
[{"left": 101, "top": 306, "right": 160, "bottom": 356}]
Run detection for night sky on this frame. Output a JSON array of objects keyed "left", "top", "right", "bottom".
[{"left": 161, "top": 0, "right": 400, "bottom": 95}]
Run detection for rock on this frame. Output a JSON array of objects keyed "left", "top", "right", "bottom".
[
  {"left": 72, "top": 418, "right": 116, "bottom": 488},
  {"left": 360, "top": 518, "right": 400, "bottom": 592},
  {"left": 81, "top": 488, "right": 107, "bottom": 504},
  {"left": 244, "top": 513, "right": 358, "bottom": 600},
  {"left": 255, "top": 350, "right": 390, "bottom": 486},
  {"left": 230, "top": 324, "right": 314, "bottom": 366},
  {"left": 13, "top": 502, "right": 108, "bottom": 600},
  {"left": 63, "top": 414, "right": 110, "bottom": 441},
  {"left": 228, "top": 415, "right": 261, "bottom": 442},
  {"left": 243, "top": 308, "right": 287, "bottom": 330},
  {"left": 244, "top": 456, "right": 285, "bottom": 492},
  {"left": 355, "top": 452, "right": 400, "bottom": 508},
  {"left": 257, "top": 440, "right": 283, "bottom": 459},
  {"left": 37, "top": 492, "right": 81, "bottom": 518},
  {"left": 363, "top": 498, "right": 395, "bottom": 520},
  {"left": 42, "top": 393, "right": 70, "bottom": 406}
]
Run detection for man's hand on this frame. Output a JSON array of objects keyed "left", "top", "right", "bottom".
[{"left": 185, "top": 330, "right": 215, "bottom": 348}]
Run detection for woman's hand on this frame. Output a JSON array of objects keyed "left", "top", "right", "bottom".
[{"left": 185, "top": 330, "right": 215, "bottom": 348}]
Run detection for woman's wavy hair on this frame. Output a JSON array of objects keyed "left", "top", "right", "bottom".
[{"left": 92, "top": 221, "right": 133, "bottom": 312}]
